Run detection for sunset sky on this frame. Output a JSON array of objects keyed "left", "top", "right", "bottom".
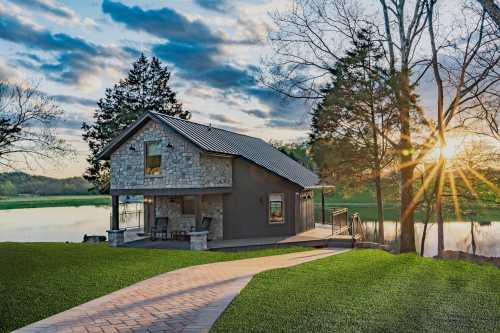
[
  {"left": 0, "top": 0, "right": 312, "bottom": 178},
  {"left": 0, "top": 0, "right": 494, "bottom": 179}
]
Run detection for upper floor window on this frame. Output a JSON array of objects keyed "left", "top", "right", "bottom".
[
  {"left": 269, "top": 193, "right": 284, "bottom": 224},
  {"left": 145, "top": 141, "right": 161, "bottom": 175}
]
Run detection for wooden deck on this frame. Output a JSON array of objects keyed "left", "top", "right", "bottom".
[{"left": 208, "top": 224, "right": 354, "bottom": 250}]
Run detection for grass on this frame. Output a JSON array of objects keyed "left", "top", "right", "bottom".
[
  {"left": 0, "top": 243, "right": 308, "bottom": 333},
  {"left": 212, "top": 249, "right": 500, "bottom": 333},
  {"left": 0, "top": 195, "right": 110, "bottom": 210}
]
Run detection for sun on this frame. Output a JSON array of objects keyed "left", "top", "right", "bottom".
[{"left": 428, "top": 137, "right": 463, "bottom": 161}]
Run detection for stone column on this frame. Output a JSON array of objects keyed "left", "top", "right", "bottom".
[
  {"left": 188, "top": 231, "right": 209, "bottom": 250},
  {"left": 107, "top": 195, "right": 125, "bottom": 247}
]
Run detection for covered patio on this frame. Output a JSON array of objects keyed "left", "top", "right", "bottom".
[
  {"left": 123, "top": 223, "right": 355, "bottom": 250},
  {"left": 108, "top": 187, "right": 230, "bottom": 248}
]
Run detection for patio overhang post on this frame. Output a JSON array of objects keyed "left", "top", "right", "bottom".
[
  {"left": 111, "top": 195, "right": 119, "bottom": 230},
  {"left": 107, "top": 195, "right": 125, "bottom": 247},
  {"left": 194, "top": 195, "right": 202, "bottom": 231},
  {"left": 321, "top": 188, "right": 325, "bottom": 225}
]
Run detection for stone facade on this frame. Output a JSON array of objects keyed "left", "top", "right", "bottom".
[
  {"left": 154, "top": 194, "right": 223, "bottom": 240},
  {"left": 110, "top": 119, "right": 232, "bottom": 190}
]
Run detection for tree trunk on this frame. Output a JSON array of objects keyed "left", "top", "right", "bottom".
[
  {"left": 436, "top": 157, "right": 445, "bottom": 255},
  {"left": 369, "top": 96, "right": 385, "bottom": 244},
  {"left": 399, "top": 70, "right": 416, "bottom": 253},
  {"left": 375, "top": 172, "right": 385, "bottom": 244},
  {"left": 420, "top": 200, "right": 432, "bottom": 257},
  {"left": 420, "top": 220, "right": 428, "bottom": 257}
]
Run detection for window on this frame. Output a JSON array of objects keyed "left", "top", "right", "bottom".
[
  {"left": 182, "top": 196, "right": 195, "bottom": 215},
  {"left": 269, "top": 193, "right": 284, "bottom": 224},
  {"left": 145, "top": 141, "right": 161, "bottom": 175}
]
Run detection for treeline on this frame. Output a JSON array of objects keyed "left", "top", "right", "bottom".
[{"left": 0, "top": 172, "right": 97, "bottom": 196}]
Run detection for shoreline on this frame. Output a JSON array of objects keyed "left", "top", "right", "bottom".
[{"left": 0, "top": 195, "right": 110, "bottom": 210}]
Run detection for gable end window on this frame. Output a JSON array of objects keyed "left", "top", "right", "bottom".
[
  {"left": 269, "top": 193, "right": 285, "bottom": 224},
  {"left": 145, "top": 141, "right": 162, "bottom": 175}
]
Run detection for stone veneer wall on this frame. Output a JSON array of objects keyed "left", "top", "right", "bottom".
[
  {"left": 110, "top": 119, "right": 232, "bottom": 190},
  {"left": 155, "top": 195, "right": 223, "bottom": 240}
]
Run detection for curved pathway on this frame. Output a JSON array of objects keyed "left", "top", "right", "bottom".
[{"left": 15, "top": 247, "right": 349, "bottom": 333}]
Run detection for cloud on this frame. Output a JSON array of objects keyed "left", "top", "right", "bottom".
[
  {"left": 0, "top": 12, "right": 122, "bottom": 86},
  {"left": 50, "top": 94, "right": 97, "bottom": 107},
  {"left": 267, "top": 118, "right": 309, "bottom": 129},
  {"left": 242, "top": 108, "right": 268, "bottom": 119},
  {"left": 101, "top": 1, "right": 307, "bottom": 130},
  {"left": 0, "top": 59, "right": 21, "bottom": 81},
  {"left": 209, "top": 113, "right": 239, "bottom": 124},
  {"left": 0, "top": 13, "right": 101, "bottom": 54},
  {"left": 102, "top": 0, "right": 223, "bottom": 45},
  {"left": 193, "top": 0, "right": 231, "bottom": 13},
  {"left": 152, "top": 41, "right": 219, "bottom": 72},
  {"left": 10, "top": 0, "right": 98, "bottom": 28},
  {"left": 14, "top": 0, "right": 75, "bottom": 20}
]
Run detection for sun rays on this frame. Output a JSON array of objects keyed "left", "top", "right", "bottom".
[{"left": 400, "top": 135, "right": 499, "bottom": 222}]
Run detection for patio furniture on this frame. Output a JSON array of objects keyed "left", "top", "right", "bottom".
[
  {"left": 196, "top": 217, "right": 212, "bottom": 232},
  {"left": 171, "top": 230, "right": 189, "bottom": 241},
  {"left": 150, "top": 217, "right": 168, "bottom": 241}
]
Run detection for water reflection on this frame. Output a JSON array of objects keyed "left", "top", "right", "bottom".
[
  {"left": 362, "top": 221, "right": 500, "bottom": 257},
  {"left": 0, "top": 206, "right": 141, "bottom": 243},
  {"left": 1, "top": 206, "right": 498, "bottom": 258}
]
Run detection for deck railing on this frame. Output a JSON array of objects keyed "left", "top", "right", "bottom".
[{"left": 109, "top": 203, "right": 143, "bottom": 230}]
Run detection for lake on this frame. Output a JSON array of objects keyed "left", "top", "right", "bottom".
[
  {"left": 0, "top": 206, "right": 498, "bottom": 257},
  {"left": 362, "top": 221, "right": 500, "bottom": 257},
  {"left": 0, "top": 205, "right": 142, "bottom": 243}
]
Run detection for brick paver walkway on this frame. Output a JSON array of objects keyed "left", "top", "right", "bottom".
[{"left": 14, "top": 248, "right": 349, "bottom": 333}]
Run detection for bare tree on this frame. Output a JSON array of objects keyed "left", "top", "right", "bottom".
[
  {"left": 264, "top": 0, "right": 498, "bottom": 253},
  {"left": 477, "top": 0, "right": 500, "bottom": 27},
  {"left": 0, "top": 81, "right": 70, "bottom": 170},
  {"left": 425, "top": 0, "right": 499, "bottom": 255}
]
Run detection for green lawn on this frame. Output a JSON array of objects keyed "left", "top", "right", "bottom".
[
  {"left": 0, "top": 243, "right": 308, "bottom": 333},
  {"left": 212, "top": 249, "right": 500, "bottom": 333},
  {"left": 0, "top": 195, "right": 110, "bottom": 209}
]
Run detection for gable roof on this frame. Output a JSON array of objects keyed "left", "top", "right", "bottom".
[{"left": 98, "top": 112, "right": 320, "bottom": 188}]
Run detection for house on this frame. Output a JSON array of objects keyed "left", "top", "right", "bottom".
[{"left": 97, "top": 111, "right": 324, "bottom": 247}]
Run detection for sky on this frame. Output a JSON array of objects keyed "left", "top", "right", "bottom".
[{"left": 0, "top": 0, "right": 311, "bottom": 178}]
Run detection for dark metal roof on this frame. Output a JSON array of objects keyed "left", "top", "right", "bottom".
[{"left": 99, "top": 112, "right": 320, "bottom": 188}]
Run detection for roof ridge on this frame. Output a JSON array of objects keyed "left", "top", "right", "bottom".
[{"left": 149, "top": 111, "right": 266, "bottom": 142}]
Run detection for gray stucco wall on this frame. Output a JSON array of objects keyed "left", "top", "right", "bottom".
[
  {"left": 110, "top": 119, "right": 232, "bottom": 190},
  {"left": 223, "top": 158, "right": 302, "bottom": 239}
]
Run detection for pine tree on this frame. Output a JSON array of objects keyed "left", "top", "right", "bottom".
[
  {"left": 310, "top": 29, "right": 399, "bottom": 243},
  {"left": 82, "top": 54, "right": 190, "bottom": 193}
]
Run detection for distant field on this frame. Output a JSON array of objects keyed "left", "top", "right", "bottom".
[{"left": 0, "top": 195, "right": 110, "bottom": 210}]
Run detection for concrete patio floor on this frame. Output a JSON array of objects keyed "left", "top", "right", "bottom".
[
  {"left": 14, "top": 247, "right": 350, "bottom": 333},
  {"left": 124, "top": 224, "right": 352, "bottom": 250}
]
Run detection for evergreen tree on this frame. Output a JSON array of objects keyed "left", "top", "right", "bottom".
[
  {"left": 82, "top": 54, "right": 190, "bottom": 193},
  {"left": 310, "top": 29, "right": 399, "bottom": 242}
]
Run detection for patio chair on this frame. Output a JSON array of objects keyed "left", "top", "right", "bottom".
[
  {"left": 196, "top": 216, "right": 212, "bottom": 232},
  {"left": 150, "top": 217, "right": 168, "bottom": 241}
]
